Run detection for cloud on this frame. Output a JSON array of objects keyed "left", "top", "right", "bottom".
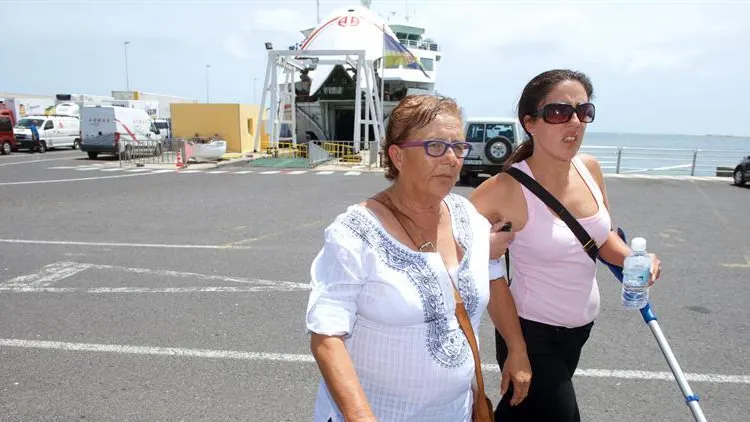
[
  {"left": 223, "top": 35, "right": 254, "bottom": 60},
  {"left": 252, "top": 8, "right": 311, "bottom": 33},
  {"left": 405, "top": 2, "right": 747, "bottom": 74}
]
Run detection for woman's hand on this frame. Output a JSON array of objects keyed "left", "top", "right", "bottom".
[
  {"left": 489, "top": 219, "right": 515, "bottom": 260},
  {"left": 501, "top": 350, "right": 532, "bottom": 406},
  {"left": 648, "top": 253, "right": 662, "bottom": 286}
]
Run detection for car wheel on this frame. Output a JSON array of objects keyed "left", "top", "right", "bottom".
[
  {"left": 39, "top": 141, "right": 47, "bottom": 153},
  {"left": 73, "top": 139, "right": 80, "bottom": 149},
  {"left": 484, "top": 136, "right": 513, "bottom": 165},
  {"left": 87, "top": 152, "right": 99, "bottom": 160},
  {"left": 1, "top": 141, "right": 10, "bottom": 155},
  {"left": 734, "top": 168, "right": 746, "bottom": 186}
]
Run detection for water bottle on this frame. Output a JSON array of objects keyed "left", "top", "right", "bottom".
[{"left": 622, "top": 237, "right": 651, "bottom": 309}]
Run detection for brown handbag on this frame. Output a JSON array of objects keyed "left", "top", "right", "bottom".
[{"left": 452, "top": 282, "right": 495, "bottom": 422}]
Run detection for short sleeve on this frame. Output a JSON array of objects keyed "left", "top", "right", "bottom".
[{"left": 305, "top": 221, "right": 366, "bottom": 337}]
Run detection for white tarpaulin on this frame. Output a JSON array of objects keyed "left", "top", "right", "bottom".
[{"left": 299, "top": 6, "right": 396, "bottom": 95}]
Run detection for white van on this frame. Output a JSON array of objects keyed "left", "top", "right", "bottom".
[
  {"left": 14, "top": 114, "right": 81, "bottom": 151},
  {"left": 80, "top": 105, "right": 162, "bottom": 160}
]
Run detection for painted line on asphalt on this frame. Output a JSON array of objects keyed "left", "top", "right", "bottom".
[
  {"left": 0, "top": 286, "right": 301, "bottom": 293},
  {"left": 0, "top": 261, "right": 310, "bottom": 291},
  {"left": 2, "top": 262, "right": 91, "bottom": 288},
  {"left": 0, "top": 156, "right": 82, "bottom": 167},
  {"left": 0, "top": 238, "right": 253, "bottom": 250},
  {"left": 0, "top": 172, "right": 161, "bottom": 186},
  {"left": 0, "top": 338, "right": 746, "bottom": 385},
  {"left": 316, "top": 171, "right": 334, "bottom": 175}
]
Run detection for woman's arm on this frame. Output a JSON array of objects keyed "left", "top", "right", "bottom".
[
  {"left": 580, "top": 154, "right": 631, "bottom": 267},
  {"left": 470, "top": 176, "right": 531, "bottom": 405},
  {"left": 581, "top": 154, "right": 662, "bottom": 283},
  {"left": 310, "top": 334, "right": 376, "bottom": 421},
  {"left": 486, "top": 278, "right": 532, "bottom": 406},
  {"left": 306, "top": 223, "right": 376, "bottom": 419}
]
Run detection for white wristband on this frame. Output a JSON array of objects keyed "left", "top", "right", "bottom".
[{"left": 489, "top": 257, "right": 506, "bottom": 280}]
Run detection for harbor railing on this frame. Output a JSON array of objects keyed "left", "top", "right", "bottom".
[{"left": 579, "top": 146, "right": 748, "bottom": 177}]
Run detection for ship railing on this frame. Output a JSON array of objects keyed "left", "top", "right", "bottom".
[{"left": 579, "top": 146, "right": 748, "bottom": 177}]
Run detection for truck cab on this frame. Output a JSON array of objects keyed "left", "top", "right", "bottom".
[
  {"left": 0, "top": 109, "right": 16, "bottom": 155},
  {"left": 460, "top": 117, "right": 526, "bottom": 184}
]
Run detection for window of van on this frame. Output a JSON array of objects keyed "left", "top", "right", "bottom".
[
  {"left": 0, "top": 117, "right": 12, "bottom": 132},
  {"left": 44, "top": 121, "right": 54, "bottom": 130},
  {"left": 16, "top": 118, "right": 46, "bottom": 128}
]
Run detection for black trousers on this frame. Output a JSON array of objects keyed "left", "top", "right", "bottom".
[{"left": 495, "top": 317, "right": 594, "bottom": 422}]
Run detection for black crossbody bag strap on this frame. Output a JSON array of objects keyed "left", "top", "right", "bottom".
[{"left": 505, "top": 167, "right": 599, "bottom": 263}]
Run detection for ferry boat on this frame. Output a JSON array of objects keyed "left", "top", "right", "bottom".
[{"left": 280, "top": 0, "right": 442, "bottom": 148}]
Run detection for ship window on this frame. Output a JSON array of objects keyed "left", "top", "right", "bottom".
[{"left": 420, "top": 58, "right": 434, "bottom": 71}]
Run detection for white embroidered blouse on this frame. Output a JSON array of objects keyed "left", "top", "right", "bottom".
[{"left": 305, "top": 193, "right": 497, "bottom": 422}]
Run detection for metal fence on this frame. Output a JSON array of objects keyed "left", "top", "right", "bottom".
[
  {"left": 117, "top": 137, "right": 185, "bottom": 167},
  {"left": 579, "top": 146, "right": 748, "bottom": 177}
]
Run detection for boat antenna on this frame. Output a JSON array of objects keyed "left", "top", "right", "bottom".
[{"left": 317, "top": 0, "right": 320, "bottom": 23}]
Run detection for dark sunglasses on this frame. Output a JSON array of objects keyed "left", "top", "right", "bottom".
[
  {"left": 399, "top": 139, "right": 472, "bottom": 158},
  {"left": 533, "top": 102, "right": 595, "bottom": 124}
]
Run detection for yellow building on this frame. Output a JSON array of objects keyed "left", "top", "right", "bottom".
[{"left": 169, "top": 103, "right": 269, "bottom": 153}]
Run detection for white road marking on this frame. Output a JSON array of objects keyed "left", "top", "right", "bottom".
[
  {"left": 126, "top": 168, "right": 152, "bottom": 172},
  {"left": 47, "top": 166, "right": 78, "bottom": 169},
  {"left": 0, "top": 286, "right": 300, "bottom": 293},
  {"left": 2, "top": 262, "right": 91, "bottom": 288},
  {"left": 177, "top": 170, "right": 204, "bottom": 174},
  {"left": 259, "top": 170, "right": 280, "bottom": 174},
  {"left": 61, "top": 262, "right": 308, "bottom": 290},
  {"left": 74, "top": 167, "right": 99, "bottom": 171},
  {"left": 316, "top": 171, "right": 334, "bottom": 175},
  {"left": 0, "top": 156, "right": 82, "bottom": 167},
  {"left": 344, "top": 171, "right": 361, "bottom": 176},
  {"left": 207, "top": 170, "right": 229, "bottom": 174},
  {"left": 0, "top": 172, "right": 161, "bottom": 186},
  {"left": 0, "top": 261, "right": 309, "bottom": 292},
  {"left": 0, "top": 338, "right": 746, "bottom": 385},
  {"left": 149, "top": 169, "right": 175, "bottom": 174},
  {"left": 0, "top": 238, "right": 253, "bottom": 250},
  {"left": 287, "top": 170, "right": 307, "bottom": 175},
  {"left": 99, "top": 168, "right": 125, "bottom": 172},
  {"left": 232, "top": 171, "right": 254, "bottom": 174}
]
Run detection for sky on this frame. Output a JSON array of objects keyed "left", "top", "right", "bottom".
[{"left": 1, "top": 0, "right": 749, "bottom": 137}]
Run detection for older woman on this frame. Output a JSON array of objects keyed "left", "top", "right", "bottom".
[{"left": 305, "top": 95, "right": 531, "bottom": 422}]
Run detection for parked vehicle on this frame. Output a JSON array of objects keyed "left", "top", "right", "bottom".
[
  {"left": 459, "top": 117, "right": 525, "bottom": 183},
  {"left": 733, "top": 155, "right": 750, "bottom": 186},
  {"left": 0, "top": 113, "right": 16, "bottom": 155},
  {"left": 80, "top": 105, "right": 162, "bottom": 160},
  {"left": 14, "top": 114, "right": 81, "bottom": 151}
]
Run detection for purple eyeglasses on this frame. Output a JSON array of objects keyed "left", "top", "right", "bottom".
[{"left": 399, "top": 139, "right": 472, "bottom": 158}]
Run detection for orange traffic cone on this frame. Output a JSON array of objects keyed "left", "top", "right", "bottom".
[{"left": 176, "top": 150, "right": 184, "bottom": 168}]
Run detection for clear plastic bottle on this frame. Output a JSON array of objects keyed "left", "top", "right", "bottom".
[{"left": 622, "top": 237, "right": 651, "bottom": 309}]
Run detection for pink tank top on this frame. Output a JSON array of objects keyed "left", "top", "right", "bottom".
[{"left": 508, "top": 157, "right": 612, "bottom": 328}]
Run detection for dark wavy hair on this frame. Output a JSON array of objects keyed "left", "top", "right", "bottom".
[{"left": 503, "top": 69, "right": 594, "bottom": 170}]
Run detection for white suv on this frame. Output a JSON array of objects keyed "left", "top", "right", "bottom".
[{"left": 460, "top": 117, "right": 525, "bottom": 183}]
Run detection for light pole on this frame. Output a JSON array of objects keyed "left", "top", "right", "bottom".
[
  {"left": 253, "top": 77, "right": 257, "bottom": 104},
  {"left": 206, "top": 64, "right": 211, "bottom": 103},
  {"left": 124, "top": 41, "right": 131, "bottom": 91}
]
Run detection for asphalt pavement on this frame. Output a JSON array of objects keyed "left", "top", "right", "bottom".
[{"left": 0, "top": 150, "right": 748, "bottom": 421}]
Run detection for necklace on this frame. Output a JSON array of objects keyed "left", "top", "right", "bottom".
[{"left": 371, "top": 192, "right": 438, "bottom": 253}]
